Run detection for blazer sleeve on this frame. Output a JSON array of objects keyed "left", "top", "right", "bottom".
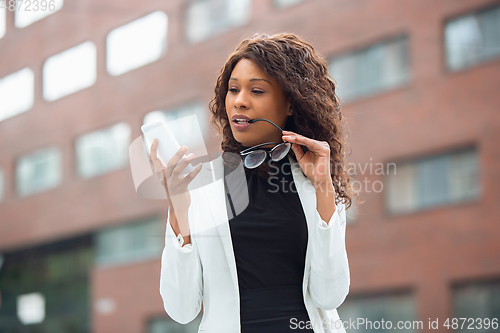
[
  {"left": 159, "top": 206, "right": 203, "bottom": 324},
  {"left": 308, "top": 201, "right": 350, "bottom": 310}
]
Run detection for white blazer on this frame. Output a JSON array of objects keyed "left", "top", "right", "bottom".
[{"left": 159, "top": 153, "right": 350, "bottom": 333}]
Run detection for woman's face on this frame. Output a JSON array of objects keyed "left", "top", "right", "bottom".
[{"left": 225, "top": 58, "right": 291, "bottom": 148}]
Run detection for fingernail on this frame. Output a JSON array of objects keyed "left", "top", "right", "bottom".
[
  {"left": 181, "top": 146, "right": 187, "bottom": 152},
  {"left": 153, "top": 139, "right": 157, "bottom": 143},
  {"left": 187, "top": 153, "right": 194, "bottom": 158}
]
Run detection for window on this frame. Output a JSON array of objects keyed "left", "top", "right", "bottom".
[
  {"left": 186, "top": 0, "right": 251, "bottom": 43},
  {"left": 0, "top": 167, "right": 4, "bottom": 202},
  {"left": 445, "top": 5, "right": 500, "bottom": 71},
  {"left": 144, "top": 102, "right": 208, "bottom": 134},
  {"left": 148, "top": 314, "right": 202, "bottom": 333},
  {"left": 274, "top": 0, "right": 304, "bottom": 8},
  {"left": 43, "top": 41, "right": 96, "bottom": 101},
  {"left": 106, "top": 11, "right": 168, "bottom": 76},
  {"left": 75, "top": 122, "right": 130, "bottom": 178},
  {"left": 95, "top": 216, "right": 163, "bottom": 266},
  {"left": 0, "top": 68, "right": 35, "bottom": 122},
  {"left": 453, "top": 279, "right": 500, "bottom": 332},
  {"left": 386, "top": 147, "right": 479, "bottom": 215},
  {"left": 16, "top": 147, "right": 62, "bottom": 197},
  {"left": 0, "top": 6, "right": 5, "bottom": 39},
  {"left": 17, "top": 292, "right": 46, "bottom": 325},
  {"left": 338, "top": 292, "right": 418, "bottom": 332},
  {"left": 15, "top": 0, "right": 64, "bottom": 28},
  {"left": 328, "top": 36, "right": 410, "bottom": 103},
  {"left": 0, "top": 235, "right": 92, "bottom": 332}
]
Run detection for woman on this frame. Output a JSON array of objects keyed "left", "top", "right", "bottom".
[{"left": 151, "top": 33, "right": 358, "bottom": 333}]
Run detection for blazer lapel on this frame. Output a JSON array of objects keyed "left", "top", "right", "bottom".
[
  {"left": 288, "top": 154, "right": 317, "bottom": 299},
  {"left": 204, "top": 155, "right": 240, "bottom": 297}
]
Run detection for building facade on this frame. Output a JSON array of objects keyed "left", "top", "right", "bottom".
[{"left": 0, "top": 0, "right": 499, "bottom": 332}]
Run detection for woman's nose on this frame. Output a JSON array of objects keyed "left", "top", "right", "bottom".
[{"left": 234, "top": 90, "right": 250, "bottom": 109}]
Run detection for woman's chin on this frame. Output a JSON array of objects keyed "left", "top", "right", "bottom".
[{"left": 232, "top": 135, "right": 253, "bottom": 147}]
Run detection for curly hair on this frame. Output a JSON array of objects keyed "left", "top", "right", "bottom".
[{"left": 209, "top": 33, "right": 360, "bottom": 209}]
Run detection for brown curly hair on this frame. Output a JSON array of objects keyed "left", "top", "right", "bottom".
[{"left": 209, "top": 33, "right": 360, "bottom": 209}]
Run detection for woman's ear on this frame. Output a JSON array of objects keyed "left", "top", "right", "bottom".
[{"left": 287, "top": 102, "right": 293, "bottom": 116}]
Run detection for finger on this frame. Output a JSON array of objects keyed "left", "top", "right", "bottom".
[
  {"left": 149, "top": 139, "right": 160, "bottom": 164},
  {"left": 282, "top": 133, "right": 316, "bottom": 150},
  {"left": 159, "top": 168, "right": 169, "bottom": 195},
  {"left": 152, "top": 151, "right": 167, "bottom": 175},
  {"left": 150, "top": 139, "right": 158, "bottom": 159},
  {"left": 172, "top": 153, "right": 195, "bottom": 178},
  {"left": 154, "top": 163, "right": 169, "bottom": 193},
  {"left": 166, "top": 146, "right": 189, "bottom": 175},
  {"left": 290, "top": 142, "right": 305, "bottom": 162},
  {"left": 179, "top": 162, "right": 203, "bottom": 186},
  {"left": 149, "top": 140, "right": 168, "bottom": 173},
  {"left": 283, "top": 134, "right": 327, "bottom": 156}
]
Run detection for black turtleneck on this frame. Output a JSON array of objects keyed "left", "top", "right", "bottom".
[{"left": 225, "top": 146, "right": 308, "bottom": 291}]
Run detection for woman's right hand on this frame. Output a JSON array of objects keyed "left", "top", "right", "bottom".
[{"left": 149, "top": 139, "right": 203, "bottom": 236}]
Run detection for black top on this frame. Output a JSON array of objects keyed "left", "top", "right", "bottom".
[{"left": 225, "top": 147, "right": 309, "bottom": 291}]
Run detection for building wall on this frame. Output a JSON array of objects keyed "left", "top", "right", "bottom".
[
  {"left": 0, "top": 0, "right": 499, "bottom": 332},
  {"left": 91, "top": 260, "right": 165, "bottom": 333}
]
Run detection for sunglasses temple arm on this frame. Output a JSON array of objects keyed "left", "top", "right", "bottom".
[
  {"left": 240, "top": 142, "right": 281, "bottom": 155},
  {"left": 248, "top": 118, "right": 283, "bottom": 132},
  {"left": 249, "top": 118, "right": 300, "bottom": 148}
]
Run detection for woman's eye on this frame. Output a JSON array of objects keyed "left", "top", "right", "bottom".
[
  {"left": 228, "top": 88, "right": 239, "bottom": 93},
  {"left": 252, "top": 90, "right": 264, "bottom": 94}
]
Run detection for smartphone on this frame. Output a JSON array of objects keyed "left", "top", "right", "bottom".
[{"left": 141, "top": 121, "right": 194, "bottom": 175}]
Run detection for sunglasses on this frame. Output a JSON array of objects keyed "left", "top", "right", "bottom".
[{"left": 239, "top": 118, "right": 292, "bottom": 169}]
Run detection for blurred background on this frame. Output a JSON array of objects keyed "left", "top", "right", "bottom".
[{"left": 0, "top": 0, "right": 499, "bottom": 332}]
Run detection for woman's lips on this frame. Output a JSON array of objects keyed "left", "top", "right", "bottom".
[{"left": 233, "top": 120, "right": 252, "bottom": 130}]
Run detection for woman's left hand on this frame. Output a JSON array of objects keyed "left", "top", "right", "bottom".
[{"left": 282, "top": 130, "right": 334, "bottom": 191}]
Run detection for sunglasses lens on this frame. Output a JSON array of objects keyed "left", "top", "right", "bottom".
[
  {"left": 271, "top": 143, "right": 291, "bottom": 161},
  {"left": 244, "top": 151, "right": 267, "bottom": 169}
]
